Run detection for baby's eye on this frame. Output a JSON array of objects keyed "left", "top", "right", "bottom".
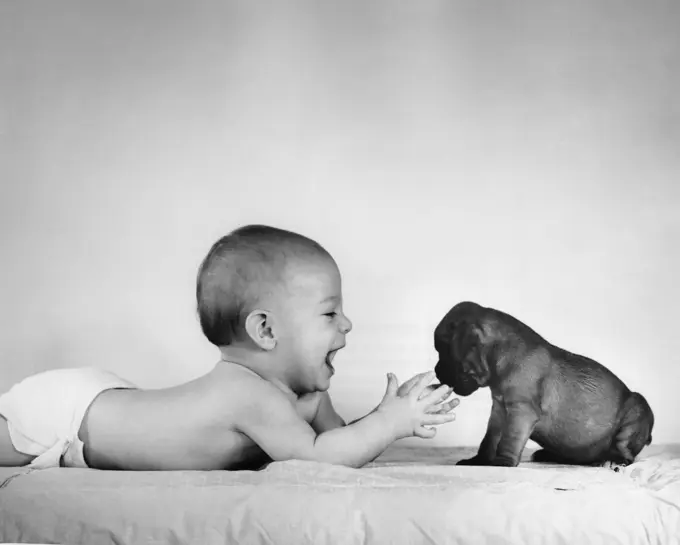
[{"left": 324, "top": 312, "right": 337, "bottom": 318}]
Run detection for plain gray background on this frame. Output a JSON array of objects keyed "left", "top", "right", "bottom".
[{"left": 1, "top": 1, "right": 678, "bottom": 447}]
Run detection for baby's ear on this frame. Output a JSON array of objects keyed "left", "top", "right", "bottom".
[{"left": 244, "top": 310, "right": 276, "bottom": 350}]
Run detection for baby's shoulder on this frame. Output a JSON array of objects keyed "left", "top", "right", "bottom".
[
  {"left": 203, "top": 368, "right": 326, "bottom": 425},
  {"left": 202, "top": 365, "right": 291, "bottom": 412}
]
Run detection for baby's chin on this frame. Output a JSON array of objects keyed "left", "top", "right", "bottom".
[{"left": 316, "top": 381, "right": 331, "bottom": 393}]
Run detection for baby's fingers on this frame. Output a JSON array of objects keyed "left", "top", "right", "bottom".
[
  {"left": 421, "top": 383, "right": 453, "bottom": 406},
  {"left": 426, "top": 397, "right": 460, "bottom": 414},
  {"left": 397, "top": 372, "right": 430, "bottom": 397},
  {"left": 420, "top": 412, "right": 457, "bottom": 426},
  {"left": 417, "top": 383, "right": 444, "bottom": 400},
  {"left": 408, "top": 371, "right": 436, "bottom": 398},
  {"left": 381, "top": 373, "right": 399, "bottom": 402},
  {"left": 415, "top": 426, "right": 437, "bottom": 439}
]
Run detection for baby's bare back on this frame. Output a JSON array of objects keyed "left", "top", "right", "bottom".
[{"left": 81, "top": 364, "right": 322, "bottom": 471}]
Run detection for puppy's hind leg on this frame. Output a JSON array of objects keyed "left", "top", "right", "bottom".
[
  {"left": 609, "top": 391, "right": 655, "bottom": 466},
  {"left": 531, "top": 449, "right": 575, "bottom": 464},
  {"left": 532, "top": 448, "right": 604, "bottom": 465}
]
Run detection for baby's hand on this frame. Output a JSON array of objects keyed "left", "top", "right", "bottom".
[
  {"left": 396, "top": 372, "right": 458, "bottom": 415},
  {"left": 396, "top": 371, "right": 431, "bottom": 397},
  {"left": 377, "top": 371, "right": 459, "bottom": 439}
]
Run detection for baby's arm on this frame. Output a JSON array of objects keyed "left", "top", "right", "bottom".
[
  {"left": 309, "top": 375, "right": 451, "bottom": 434},
  {"left": 236, "top": 372, "right": 456, "bottom": 468}
]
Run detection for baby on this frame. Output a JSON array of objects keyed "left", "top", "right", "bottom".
[{"left": 0, "top": 225, "right": 458, "bottom": 471}]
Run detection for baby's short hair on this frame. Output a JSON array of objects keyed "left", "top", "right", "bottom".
[{"left": 196, "top": 224, "right": 331, "bottom": 346}]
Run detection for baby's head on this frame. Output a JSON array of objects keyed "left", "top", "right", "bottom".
[{"left": 197, "top": 224, "right": 352, "bottom": 393}]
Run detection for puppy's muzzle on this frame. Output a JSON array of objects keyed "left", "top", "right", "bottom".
[{"left": 435, "top": 360, "right": 478, "bottom": 396}]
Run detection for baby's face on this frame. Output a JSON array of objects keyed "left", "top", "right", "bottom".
[{"left": 274, "top": 256, "right": 352, "bottom": 394}]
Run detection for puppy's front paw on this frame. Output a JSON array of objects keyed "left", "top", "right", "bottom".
[
  {"left": 457, "top": 455, "right": 491, "bottom": 466},
  {"left": 490, "top": 457, "right": 519, "bottom": 467}
]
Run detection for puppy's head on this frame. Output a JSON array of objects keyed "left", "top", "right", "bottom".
[{"left": 433, "top": 302, "right": 491, "bottom": 396}]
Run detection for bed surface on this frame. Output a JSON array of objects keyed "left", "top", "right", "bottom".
[{"left": 2, "top": 444, "right": 680, "bottom": 544}]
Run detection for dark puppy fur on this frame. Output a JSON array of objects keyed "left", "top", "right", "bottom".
[{"left": 434, "top": 301, "right": 654, "bottom": 467}]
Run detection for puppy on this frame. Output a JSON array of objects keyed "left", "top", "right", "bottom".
[{"left": 434, "top": 301, "right": 654, "bottom": 467}]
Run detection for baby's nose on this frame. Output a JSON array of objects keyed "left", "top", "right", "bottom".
[{"left": 340, "top": 314, "right": 353, "bottom": 334}]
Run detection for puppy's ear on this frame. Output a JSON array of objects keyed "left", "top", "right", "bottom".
[{"left": 452, "top": 322, "right": 491, "bottom": 386}]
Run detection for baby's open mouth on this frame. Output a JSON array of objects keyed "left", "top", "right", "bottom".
[
  {"left": 325, "top": 345, "right": 345, "bottom": 374},
  {"left": 325, "top": 350, "right": 337, "bottom": 372}
]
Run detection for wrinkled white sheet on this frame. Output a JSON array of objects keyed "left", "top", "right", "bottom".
[{"left": 1, "top": 444, "right": 680, "bottom": 545}]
